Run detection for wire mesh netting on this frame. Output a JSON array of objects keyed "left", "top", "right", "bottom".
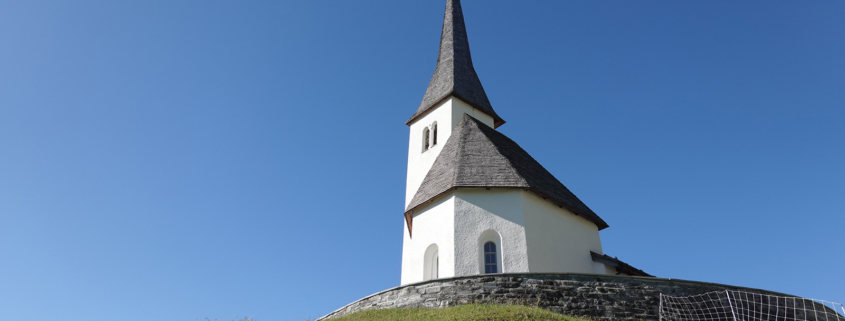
[{"left": 660, "top": 290, "right": 845, "bottom": 321}]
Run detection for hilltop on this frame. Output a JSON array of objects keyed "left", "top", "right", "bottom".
[{"left": 330, "top": 304, "right": 588, "bottom": 321}]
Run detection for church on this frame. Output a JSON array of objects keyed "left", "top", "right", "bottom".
[
  {"left": 318, "top": 2, "right": 835, "bottom": 319},
  {"left": 400, "top": 0, "right": 649, "bottom": 285}
]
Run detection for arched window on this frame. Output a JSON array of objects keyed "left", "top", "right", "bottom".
[
  {"left": 424, "top": 244, "right": 439, "bottom": 281},
  {"left": 478, "top": 229, "right": 502, "bottom": 274},
  {"left": 484, "top": 242, "right": 498, "bottom": 274},
  {"left": 431, "top": 122, "right": 438, "bottom": 146},
  {"left": 422, "top": 127, "right": 430, "bottom": 152}
]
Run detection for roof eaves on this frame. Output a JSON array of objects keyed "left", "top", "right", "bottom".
[
  {"left": 405, "top": 93, "right": 505, "bottom": 128},
  {"left": 405, "top": 187, "right": 458, "bottom": 215},
  {"left": 404, "top": 186, "right": 609, "bottom": 231},
  {"left": 590, "top": 252, "right": 653, "bottom": 277},
  {"left": 528, "top": 189, "right": 610, "bottom": 230}
]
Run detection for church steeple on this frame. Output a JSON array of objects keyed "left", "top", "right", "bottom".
[
  {"left": 407, "top": 0, "right": 505, "bottom": 128},
  {"left": 400, "top": 0, "right": 620, "bottom": 286}
]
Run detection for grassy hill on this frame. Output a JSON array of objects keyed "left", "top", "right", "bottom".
[{"left": 331, "top": 304, "right": 589, "bottom": 321}]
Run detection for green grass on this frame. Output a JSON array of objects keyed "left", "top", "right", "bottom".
[{"left": 332, "top": 304, "right": 590, "bottom": 321}]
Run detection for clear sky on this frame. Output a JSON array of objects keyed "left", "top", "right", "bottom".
[{"left": 1, "top": 1, "right": 843, "bottom": 320}]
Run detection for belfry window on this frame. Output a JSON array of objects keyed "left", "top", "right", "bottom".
[
  {"left": 423, "top": 127, "right": 430, "bottom": 152},
  {"left": 432, "top": 122, "right": 438, "bottom": 146},
  {"left": 484, "top": 242, "right": 498, "bottom": 274}
]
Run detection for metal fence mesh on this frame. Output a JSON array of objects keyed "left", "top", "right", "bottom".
[{"left": 660, "top": 290, "right": 845, "bottom": 321}]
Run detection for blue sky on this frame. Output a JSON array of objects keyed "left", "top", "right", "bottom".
[{"left": 1, "top": 1, "right": 843, "bottom": 320}]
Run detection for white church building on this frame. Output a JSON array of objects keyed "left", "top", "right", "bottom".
[{"left": 400, "top": 0, "right": 650, "bottom": 285}]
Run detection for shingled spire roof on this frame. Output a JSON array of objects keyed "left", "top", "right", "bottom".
[
  {"left": 407, "top": 0, "right": 505, "bottom": 128},
  {"left": 406, "top": 115, "right": 609, "bottom": 230}
]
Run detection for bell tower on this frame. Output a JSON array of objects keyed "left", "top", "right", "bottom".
[{"left": 403, "top": 0, "right": 504, "bottom": 210}]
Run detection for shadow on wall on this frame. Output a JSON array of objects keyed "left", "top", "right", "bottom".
[{"left": 477, "top": 229, "right": 502, "bottom": 274}]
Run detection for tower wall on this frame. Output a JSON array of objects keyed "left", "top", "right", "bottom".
[{"left": 404, "top": 97, "right": 494, "bottom": 208}]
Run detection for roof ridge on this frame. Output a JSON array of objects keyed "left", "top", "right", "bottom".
[
  {"left": 449, "top": 124, "right": 461, "bottom": 188},
  {"left": 405, "top": 114, "right": 609, "bottom": 230},
  {"left": 462, "top": 117, "right": 528, "bottom": 187}
]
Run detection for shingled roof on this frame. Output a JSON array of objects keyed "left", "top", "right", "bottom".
[
  {"left": 590, "top": 252, "right": 653, "bottom": 277},
  {"left": 406, "top": 115, "right": 609, "bottom": 230},
  {"left": 407, "top": 0, "right": 505, "bottom": 128}
]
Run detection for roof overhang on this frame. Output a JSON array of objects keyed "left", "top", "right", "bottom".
[
  {"left": 591, "top": 251, "right": 653, "bottom": 277},
  {"left": 405, "top": 93, "right": 505, "bottom": 128},
  {"left": 404, "top": 187, "right": 609, "bottom": 236}
]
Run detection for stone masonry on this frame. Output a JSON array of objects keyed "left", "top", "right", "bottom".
[{"left": 319, "top": 273, "right": 801, "bottom": 320}]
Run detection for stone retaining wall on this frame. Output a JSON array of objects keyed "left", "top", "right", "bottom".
[{"left": 319, "top": 273, "right": 798, "bottom": 320}]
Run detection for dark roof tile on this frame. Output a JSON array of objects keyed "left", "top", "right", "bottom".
[
  {"left": 407, "top": 0, "right": 505, "bottom": 128},
  {"left": 406, "top": 115, "right": 609, "bottom": 230},
  {"left": 591, "top": 252, "right": 653, "bottom": 277}
]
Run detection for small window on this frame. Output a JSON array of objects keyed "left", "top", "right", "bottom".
[
  {"left": 484, "top": 242, "right": 497, "bottom": 274},
  {"left": 432, "top": 122, "right": 438, "bottom": 146},
  {"left": 422, "top": 127, "right": 430, "bottom": 152},
  {"left": 424, "top": 244, "right": 439, "bottom": 281}
]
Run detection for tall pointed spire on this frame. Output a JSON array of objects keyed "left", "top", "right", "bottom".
[{"left": 407, "top": 0, "right": 505, "bottom": 128}]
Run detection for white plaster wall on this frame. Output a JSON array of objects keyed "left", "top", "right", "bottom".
[
  {"left": 522, "top": 191, "right": 604, "bottom": 273},
  {"left": 453, "top": 189, "right": 529, "bottom": 276},
  {"left": 400, "top": 196, "right": 456, "bottom": 285},
  {"left": 449, "top": 98, "right": 494, "bottom": 132},
  {"left": 592, "top": 261, "right": 607, "bottom": 274},
  {"left": 423, "top": 244, "right": 440, "bottom": 281},
  {"left": 592, "top": 261, "right": 617, "bottom": 275},
  {"left": 404, "top": 97, "right": 495, "bottom": 208}
]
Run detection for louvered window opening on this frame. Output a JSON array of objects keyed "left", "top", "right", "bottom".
[
  {"left": 423, "top": 127, "right": 430, "bottom": 151},
  {"left": 432, "top": 123, "right": 438, "bottom": 146}
]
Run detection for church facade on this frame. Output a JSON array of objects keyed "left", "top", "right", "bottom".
[{"left": 400, "top": 0, "right": 649, "bottom": 285}]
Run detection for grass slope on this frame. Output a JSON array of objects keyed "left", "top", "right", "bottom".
[{"left": 332, "top": 304, "right": 589, "bottom": 321}]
